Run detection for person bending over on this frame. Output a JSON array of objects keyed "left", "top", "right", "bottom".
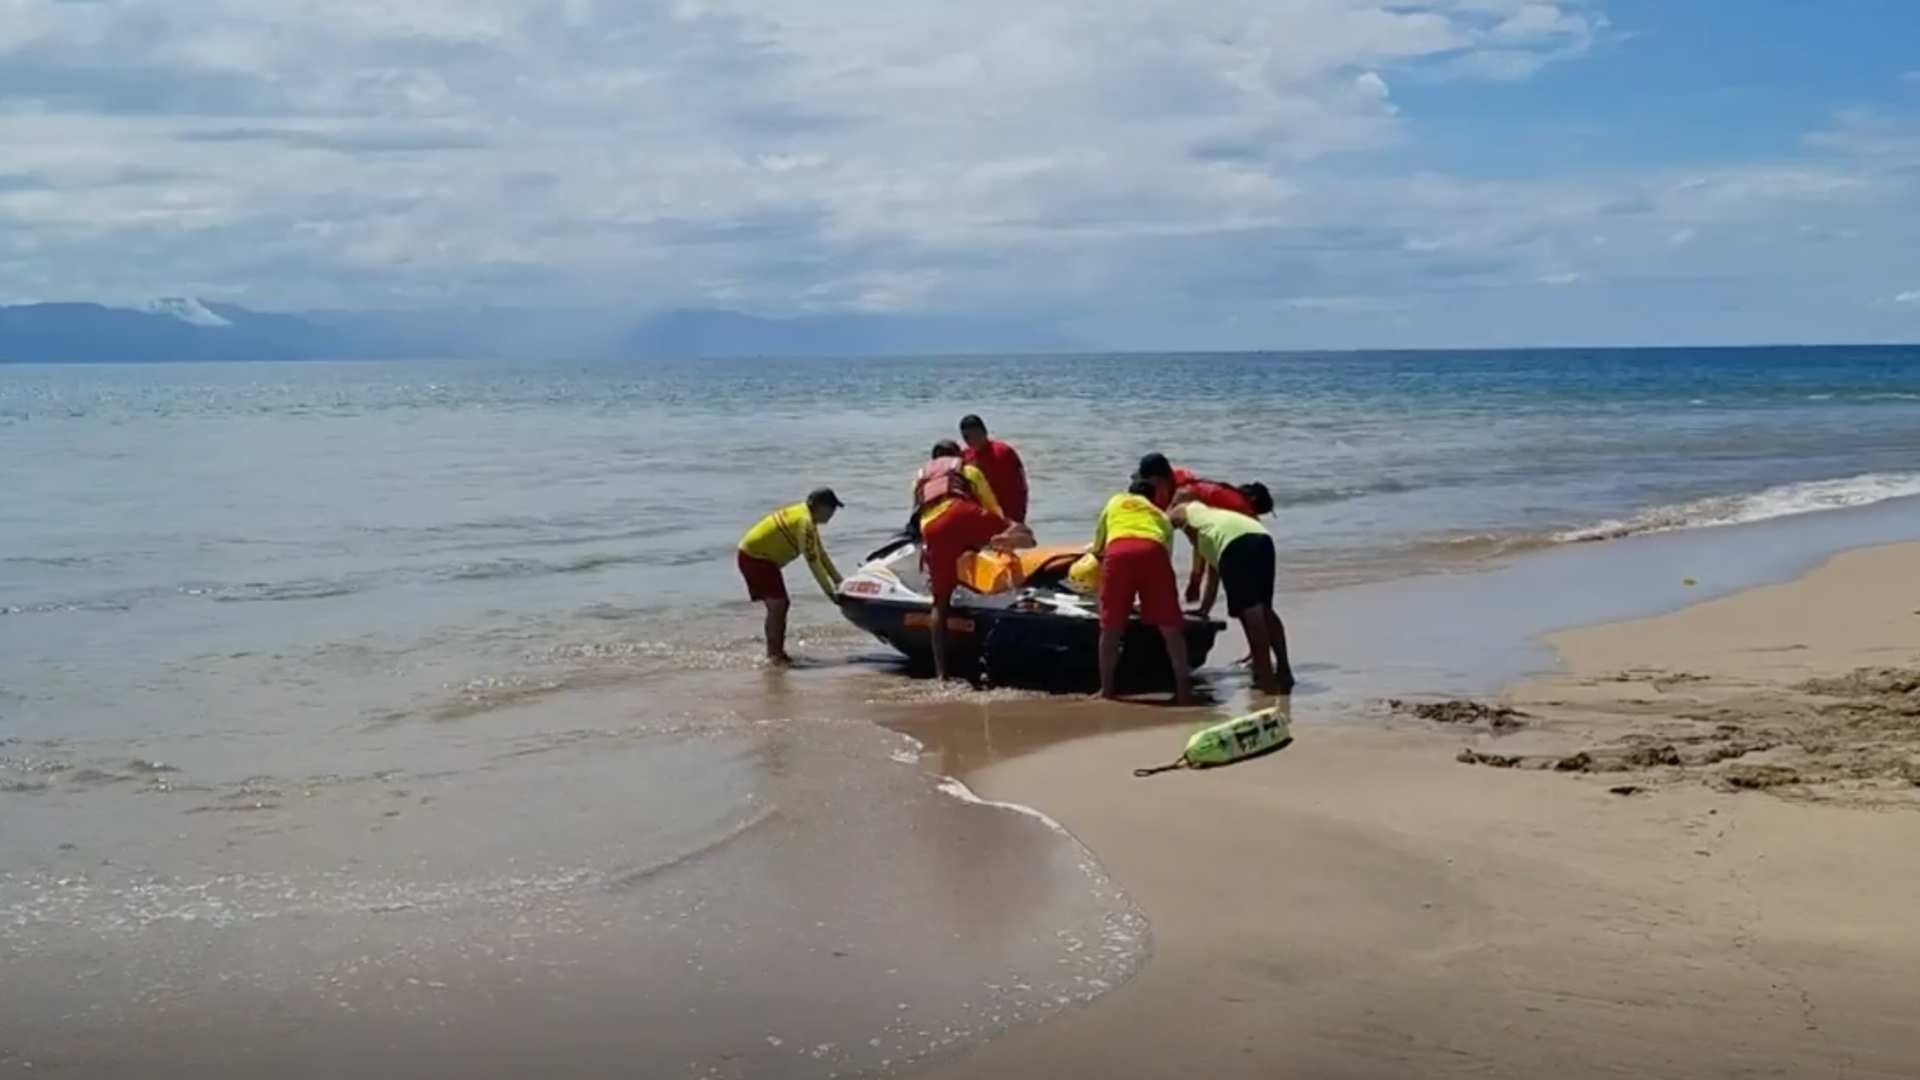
[
  {"left": 737, "top": 488, "right": 844, "bottom": 664},
  {"left": 1170, "top": 493, "right": 1295, "bottom": 694},
  {"left": 1091, "top": 479, "right": 1195, "bottom": 705},
  {"left": 1133, "top": 452, "right": 1274, "bottom": 602}
]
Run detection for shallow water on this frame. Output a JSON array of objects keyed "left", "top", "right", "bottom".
[{"left": 3, "top": 348, "right": 1918, "bottom": 1074}]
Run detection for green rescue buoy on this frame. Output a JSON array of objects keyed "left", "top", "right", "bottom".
[{"left": 1134, "top": 707, "right": 1293, "bottom": 777}]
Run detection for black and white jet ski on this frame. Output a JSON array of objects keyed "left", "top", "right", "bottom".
[{"left": 835, "top": 535, "right": 1225, "bottom": 689}]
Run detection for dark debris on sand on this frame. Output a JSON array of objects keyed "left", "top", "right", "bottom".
[
  {"left": 1798, "top": 669, "right": 1920, "bottom": 700},
  {"left": 1391, "top": 698, "right": 1530, "bottom": 731},
  {"left": 1456, "top": 666, "right": 1920, "bottom": 805}
]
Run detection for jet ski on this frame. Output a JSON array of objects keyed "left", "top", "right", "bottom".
[{"left": 835, "top": 534, "right": 1226, "bottom": 690}]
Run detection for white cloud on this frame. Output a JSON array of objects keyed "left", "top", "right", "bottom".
[
  {"left": 0, "top": 0, "right": 1618, "bottom": 312},
  {"left": 1897, "top": 290, "right": 1920, "bottom": 305},
  {"left": 0, "top": 0, "right": 1914, "bottom": 350},
  {"left": 1805, "top": 108, "right": 1920, "bottom": 162}
]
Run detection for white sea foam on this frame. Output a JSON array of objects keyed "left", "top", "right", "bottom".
[
  {"left": 935, "top": 777, "right": 1069, "bottom": 836},
  {"left": 889, "top": 734, "right": 924, "bottom": 766},
  {"left": 1557, "top": 472, "right": 1920, "bottom": 543}
]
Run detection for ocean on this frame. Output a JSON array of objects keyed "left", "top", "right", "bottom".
[{"left": 4, "top": 345, "right": 1920, "bottom": 1076}]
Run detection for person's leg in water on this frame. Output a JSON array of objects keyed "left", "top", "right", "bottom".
[
  {"left": 1266, "top": 608, "right": 1296, "bottom": 692},
  {"left": 925, "top": 505, "right": 1022, "bottom": 684},
  {"left": 1157, "top": 624, "right": 1195, "bottom": 704},
  {"left": 739, "top": 551, "right": 793, "bottom": 664},
  {"left": 930, "top": 586, "right": 953, "bottom": 682},
  {"left": 1128, "top": 538, "right": 1195, "bottom": 705},
  {"left": 1095, "top": 545, "right": 1137, "bottom": 700},
  {"left": 1239, "top": 604, "right": 1277, "bottom": 692},
  {"left": 1219, "top": 533, "right": 1288, "bottom": 691},
  {"left": 763, "top": 598, "right": 792, "bottom": 664},
  {"left": 1097, "top": 624, "right": 1124, "bottom": 700},
  {"left": 921, "top": 514, "right": 961, "bottom": 682}
]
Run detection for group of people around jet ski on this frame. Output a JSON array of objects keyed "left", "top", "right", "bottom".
[{"left": 735, "top": 414, "right": 1295, "bottom": 700}]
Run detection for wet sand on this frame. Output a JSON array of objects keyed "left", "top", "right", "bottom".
[
  {"left": 0, "top": 646, "right": 1146, "bottom": 1079},
  {"left": 920, "top": 541, "right": 1920, "bottom": 1079}
]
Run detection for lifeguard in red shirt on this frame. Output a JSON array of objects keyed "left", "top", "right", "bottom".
[
  {"left": 959, "top": 414, "right": 1028, "bottom": 525},
  {"left": 1134, "top": 452, "right": 1276, "bottom": 603}
]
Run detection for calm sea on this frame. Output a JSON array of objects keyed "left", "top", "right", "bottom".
[{"left": 3, "top": 345, "right": 1919, "bottom": 1075}]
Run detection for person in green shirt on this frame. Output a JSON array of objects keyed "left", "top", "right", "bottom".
[
  {"left": 1169, "top": 495, "right": 1295, "bottom": 694},
  {"left": 737, "top": 488, "right": 844, "bottom": 664}
]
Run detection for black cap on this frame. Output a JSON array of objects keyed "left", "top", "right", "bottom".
[{"left": 808, "top": 487, "right": 845, "bottom": 509}]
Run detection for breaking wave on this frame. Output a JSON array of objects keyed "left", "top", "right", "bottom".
[{"left": 1557, "top": 472, "right": 1920, "bottom": 543}]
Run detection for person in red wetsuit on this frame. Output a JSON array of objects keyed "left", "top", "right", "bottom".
[
  {"left": 1134, "top": 452, "right": 1275, "bottom": 602},
  {"left": 959, "top": 414, "right": 1028, "bottom": 525}
]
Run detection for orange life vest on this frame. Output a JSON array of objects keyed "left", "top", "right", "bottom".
[{"left": 914, "top": 457, "right": 974, "bottom": 510}]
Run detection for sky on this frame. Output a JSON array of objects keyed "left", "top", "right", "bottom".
[{"left": 0, "top": 0, "right": 1916, "bottom": 349}]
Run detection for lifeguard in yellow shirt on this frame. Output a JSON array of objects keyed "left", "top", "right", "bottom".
[
  {"left": 737, "top": 488, "right": 844, "bottom": 665},
  {"left": 1090, "top": 479, "right": 1195, "bottom": 704}
]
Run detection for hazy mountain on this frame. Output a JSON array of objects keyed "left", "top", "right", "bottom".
[
  {"left": 0, "top": 300, "right": 347, "bottom": 363},
  {"left": 0, "top": 298, "right": 1081, "bottom": 363}
]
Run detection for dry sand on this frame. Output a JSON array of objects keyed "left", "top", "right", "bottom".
[{"left": 919, "top": 541, "right": 1920, "bottom": 1079}]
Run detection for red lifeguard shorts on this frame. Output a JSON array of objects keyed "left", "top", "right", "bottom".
[
  {"left": 1098, "top": 538, "right": 1182, "bottom": 630},
  {"left": 737, "top": 550, "right": 788, "bottom": 602},
  {"left": 921, "top": 503, "right": 1009, "bottom": 602}
]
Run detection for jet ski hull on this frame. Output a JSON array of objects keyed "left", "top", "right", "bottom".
[{"left": 836, "top": 537, "right": 1223, "bottom": 690}]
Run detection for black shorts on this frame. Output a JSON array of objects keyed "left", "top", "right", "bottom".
[{"left": 1218, "top": 534, "right": 1276, "bottom": 618}]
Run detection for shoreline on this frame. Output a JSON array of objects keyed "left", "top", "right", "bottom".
[
  {"left": 914, "top": 538, "right": 1920, "bottom": 1079},
  {"left": 10, "top": 501, "right": 1920, "bottom": 1078}
]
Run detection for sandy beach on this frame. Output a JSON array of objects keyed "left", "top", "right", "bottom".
[{"left": 920, "top": 540, "right": 1920, "bottom": 1079}]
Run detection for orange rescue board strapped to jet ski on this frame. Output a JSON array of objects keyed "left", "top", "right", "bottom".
[{"left": 953, "top": 544, "right": 1085, "bottom": 595}]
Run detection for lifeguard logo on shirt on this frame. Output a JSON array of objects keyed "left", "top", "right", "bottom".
[{"left": 842, "top": 579, "right": 883, "bottom": 596}]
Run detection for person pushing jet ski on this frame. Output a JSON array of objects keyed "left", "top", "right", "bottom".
[
  {"left": 1091, "top": 479, "right": 1197, "bottom": 705},
  {"left": 914, "top": 441, "right": 1031, "bottom": 682},
  {"left": 1134, "top": 452, "right": 1276, "bottom": 604},
  {"left": 1169, "top": 491, "right": 1296, "bottom": 695},
  {"left": 737, "top": 488, "right": 844, "bottom": 665}
]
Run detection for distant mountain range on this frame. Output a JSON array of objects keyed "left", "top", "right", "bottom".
[
  {"left": 0, "top": 299, "right": 1080, "bottom": 363},
  {"left": 0, "top": 300, "right": 350, "bottom": 363}
]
